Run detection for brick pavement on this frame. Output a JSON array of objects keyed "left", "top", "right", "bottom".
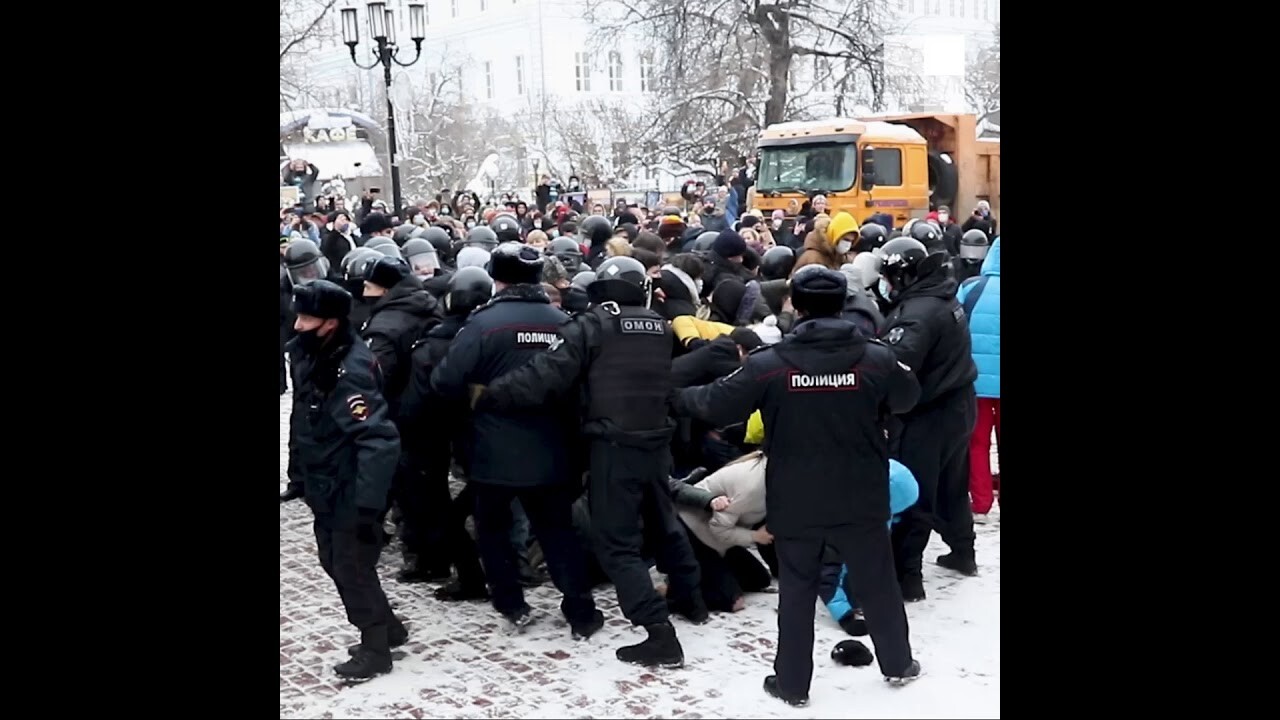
[{"left": 280, "top": 392, "right": 1000, "bottom": 718}]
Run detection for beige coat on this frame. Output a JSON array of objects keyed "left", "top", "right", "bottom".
[{"left": 677, "top": 455, "right": 768, "bottom": 556}]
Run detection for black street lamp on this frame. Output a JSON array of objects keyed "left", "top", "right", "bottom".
[{"left": 341, "top": 1, "right": 425, "bottom": 217}]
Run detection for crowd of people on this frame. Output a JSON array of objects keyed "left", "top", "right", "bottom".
[{"left": 279, "top": 170, "right": 1001, "bottom": 707}]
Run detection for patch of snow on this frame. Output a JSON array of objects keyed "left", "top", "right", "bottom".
[{"left": 281, "top": 141, "right": 384, "bottom": 180}]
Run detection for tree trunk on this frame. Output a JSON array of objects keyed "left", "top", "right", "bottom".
[{"left": 755, "top": 6, "right": 792, "bottom": 128}]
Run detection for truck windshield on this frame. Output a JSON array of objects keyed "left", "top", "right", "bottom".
[{"left": 756, "top": 142, "right": 857, "bottom": 194}]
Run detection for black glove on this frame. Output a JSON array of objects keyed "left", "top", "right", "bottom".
[
  {"left": 356, "top": 508, "right": 382, "bottom": 543},
  {"left": 838, "top": 610, "right": 868, "bottom": 637}
]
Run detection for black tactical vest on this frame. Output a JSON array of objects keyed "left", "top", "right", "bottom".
[{"left": 585, "top": 303, "right": 673, "bottom": 432}]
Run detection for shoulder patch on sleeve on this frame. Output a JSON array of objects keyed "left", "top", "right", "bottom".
[
  {"left": 886, "top": 327, "right": 905, "bottom": 344},
  {"left": 347, "top": 394, "right": 370, "bottom": 421},
  {"left": 547, "top": 336, "right": 564, "bottom": 352}
]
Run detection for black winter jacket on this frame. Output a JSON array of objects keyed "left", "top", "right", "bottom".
[
  {"left": 675, "top": 317, "right": 919, "bottom": 534},
  {"left": 879, "top": 258, "right": 978, "bottom": 410},
  {"left": 360, "top": 275, "right": 442, "bottom": 417}
]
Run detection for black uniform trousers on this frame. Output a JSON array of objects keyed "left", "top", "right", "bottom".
[
  {"left": 892, "top": 385, "right": 978, "bottom": 579},
  {"left": 389, "top": 448, "right": 437, "bottom": 559},
  {"left": 471, "top": 480, "right": 596, "bottom": 623},
  {"left": 588, "top": 440, "right": 701, "bottom": 626},
  {"left": 775, "top": 524, "right": 912, "bottom": 696},
  {"left": 681, "top": 520, "right": 772, "bottom": 612},
  {"left": 313, "top": 517, "right": 401, "bottom": 651},
  {"left": 413, "top": 448, "right": 486, "bottom": 587}
]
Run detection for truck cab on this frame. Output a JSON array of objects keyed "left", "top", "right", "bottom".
[{"left": 751, "top": 119, "right": 931, "bottom": 228}]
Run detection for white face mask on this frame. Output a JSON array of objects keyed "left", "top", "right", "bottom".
[
  {"left": 878, "top": 278, "right": 892, "bottom": 300},
  {"left": 938, "top": 213, "right": 949, "bottom": 224},
  {"left": 772, "top": 219, "right": 783, "bottom": 229},
  {"left": 836, "top": 240, "right": 852, "bottom": 254}
]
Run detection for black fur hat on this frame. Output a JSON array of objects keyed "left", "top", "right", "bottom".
[{"left": 292, "top": 279, "right": 352, "bottom": 320}]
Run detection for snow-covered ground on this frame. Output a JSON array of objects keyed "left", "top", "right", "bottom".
[{"left": 280, "top": 391, "right": 1000, "bottom": 719}]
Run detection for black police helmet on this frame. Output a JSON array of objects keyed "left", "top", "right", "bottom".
[
  {"left": 370, "top": 242, "right": 402, "bottom": 258},
  {"left": 465, "top": 225, "right": 498, "bottom": 250},
  {"left": 959, "top": 229, "right": 991, "bottom": 261},
  {"left": 445, "top": 266, "right": 493, "bottom": 316},
  {"left": 908, "top": 221, "right": 943, "bottom": 251},
  {"left": 548, "top": 237, "right": 583, "bottom": 258},
  {"left": 291, "top": 279, "right": 352, "bottom": 320},
  {"left": 340, "top": 247, "right": 381, "bottom": 281},
  {"left": 284, "top": 238, "right": 323, "bottom": 269},
  {"left": 760, "top": 246, "right": 796, "bottom": 281},
  {"left": 879, "top": 237, "right": 930, "bottom": 298},
  {"left": 490, "top": 213, "right": 523, "bottom": 243},
  {"left": 570, "top": 270, "right": 596, "bottom": 289},
  {"left": 364, "top": 235, "right": 397, "bottom": 252},
  {"left": 580, "top": 215, "right": 613, "bottom": 244},
  {"left": 789, "top": 265, "right": 847, "bottom": 317},
  {"left": 362, "top": 254, "right": 411, "bottom": 289},
  {"left": 401, "top": 237, "right": 434, "bottom": 259},
  {"left": 392, "top": 223, "right": 418, "bottom": 245},
  {"left": 693, "top": 231, "right": 719, "bottom": 253},
  {"left": 487, "top": 241, "right": 545, "bottom": 285},
  {"left": 856, "top": 223, "right": 889, "bottom": 253},
  {"left": 588, "top": 256, "right": 649, "bottom": 306}
]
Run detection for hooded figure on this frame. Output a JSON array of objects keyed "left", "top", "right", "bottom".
[{"left": 791, "top": 214, "right": 842, "bottom": 275}]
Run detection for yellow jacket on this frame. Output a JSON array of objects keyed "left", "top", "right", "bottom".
[
  {"left": 745, "top": 410, "right": 764, "bottom": 445},
  {"left": 671, "top": 316, "right": 735, "bottom": 348}
]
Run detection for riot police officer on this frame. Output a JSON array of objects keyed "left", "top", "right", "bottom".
[
  {"left": 491, "top": 213, "right": 522, "bottom": 244},
  {"left": 673, "top": 265, "right": 922, "bottom": 705},
  {"left": 399, "top": 267, "right": 494, "bottom": 602},
  {"left": 547, "top": 237, "right": 585, "bottom": 275},
  {"left": 580, "top": 214, "right": 613, "bottom": 269},
  {"left": 339, "top": 247, "right": 381, "bottom": 329},
  {"left": 877, "top": 237, "right": 979, "bottom": 601},
  {"left": 760, "top": 246, "right": 796, "bottom": 281},
  {"left": 359, "top": 255, "right": 443, "bottom": 581},
  {"left": 280, "top": 239, "right": 334, "bottom": 497},
  {"left": 475, "top": 256, "right": 704, "bottom": 669},
  {"left": 285, "top": 279, "right": 402, "bottom": 681},
  {"left": 430, "top": 243, "right": 602, "bottom": 638}
]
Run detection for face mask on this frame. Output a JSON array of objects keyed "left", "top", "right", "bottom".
[
  {"left": 296, "top": 328, "right": 324, "bottom": 353},
  {"left": 938, "top": 213, "right": 949, "bottom": 224},
  {"left": 466, "top": 221, "right": 476, "bottom": 229},
  {"left": 836, "top": 240, "right": 852, "bottom": 254},
  {"left": 877, "top": 278, "right": 893, "bottom": 301},
  {"left": 773, "top": 219, "right": 783, "bottom": 229}
]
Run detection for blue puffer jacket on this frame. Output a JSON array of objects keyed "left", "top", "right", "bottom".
[
  {"left": 823, "top": 460, "right": 919, "bottom": 622},
  {"left": 956, "top": 237, "right": 1000, "bottom": 399}
]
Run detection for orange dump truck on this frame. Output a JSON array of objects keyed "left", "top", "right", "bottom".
[{"left": 749, "top": 113, "right": 999, "bottom": 229}]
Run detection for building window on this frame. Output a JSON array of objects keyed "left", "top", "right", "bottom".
[
  {"left": 984, "top": 0, "right": 990, "bottom": 19},
  {"left": 451, "top": 0, "right": 458, "bottom": 18},
  {"left": 949, "top": 0, "right": 955, "bottom": 16},
  {"left": 608, "top": 51, "right": 624, "bottom": 92},
  {"left": 484, "top": 61, "right": 494, "bottom": 100},
  {"left": 640, "top": 52, "right": 655, "bottom": 92},
  {"left": 935, "top": 0, "right": 942, "bottom": 14},
  {"left": 515, "top": 55, "right": 525, "bottom": 95},
  {"left": 871, "top": 148, "right": 903, "bottom": 186},
  {"left": 575, "top": 52, "right": 591, "bottom": 92}
]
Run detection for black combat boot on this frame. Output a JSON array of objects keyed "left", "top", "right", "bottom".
[
  {"left": 396, "top": 557, "right": 452, "bottom": 583},
  {"left": 616, "top": 622, "right": 684, "bottom": 668},
  {"left": 503, "top": 606, "right": 534, "bottom": 631},
  {"left": 667, "top": 594, "right": 710, "bottom": 625},
  {"left": 335, "top": 626, "right": 393, "bottom": 681},
  {"left": 279, "top": 483, "right": 304, "bottom": 503},
  {"left": 884, "top": 659, "right": 922, "bottom": 685},
  {"left": 763, "top": 675, "right": 809, "bottom": 706},
  {"left": 347, "top": 620, "right": 408, "bottom": 656},
  {"left": 433, "top": 579, "right": 489, "bottom": 602},
  {"left": 838, "top": 610, "right": 868, "bottom": 636},
  {"left": 570, "top": 610, "right": 605, "bottom": 640},
  {"left": 936, "top": 551, "right": 978, "bottom": 576},
  {"left": 900, "top": 574, "right": 926, "bottom": 602}
]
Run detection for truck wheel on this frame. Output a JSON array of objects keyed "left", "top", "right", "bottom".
[{"left": 928, "top": 152, "right": 958, "bottom": 209}]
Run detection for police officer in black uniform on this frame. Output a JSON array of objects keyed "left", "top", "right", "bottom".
[
  {"left": 430, "top": 242, "right": 603, "bottom": 638},
  {"left": 280, "top": 239, "right": 335, "bottom": 499},
  {"left": 285, "top": 279, "right": 403, "bottom": 681},
  {"left": 475, "top": 256, "right": 704, "bottom": 669},
  {"left": 580, "top": 214, "right": 613, "bottom": 269},
  {"left": 400, "top": 267, "right": 494, "bottom": 602},
  {"left": 673, "top": 265, "right": 922, "bottom": 704},
  {"left": 877, "top": 237, "right": 980, "bottom": 601},
  {"left": 358, "top": 255, "right": 444, "bottom": 581}
]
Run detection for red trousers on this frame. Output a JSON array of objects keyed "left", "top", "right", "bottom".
[{"left": 968, "top": 398, "right": 1001, "bottom": 514}]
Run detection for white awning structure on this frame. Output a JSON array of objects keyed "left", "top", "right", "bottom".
[{"left": 281, "top": 141, "right": 384, "bottom": 180}]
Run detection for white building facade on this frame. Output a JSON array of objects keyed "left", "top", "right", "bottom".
[{"left": 294, "top": 1, "right": 998, "bottom": 191}]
